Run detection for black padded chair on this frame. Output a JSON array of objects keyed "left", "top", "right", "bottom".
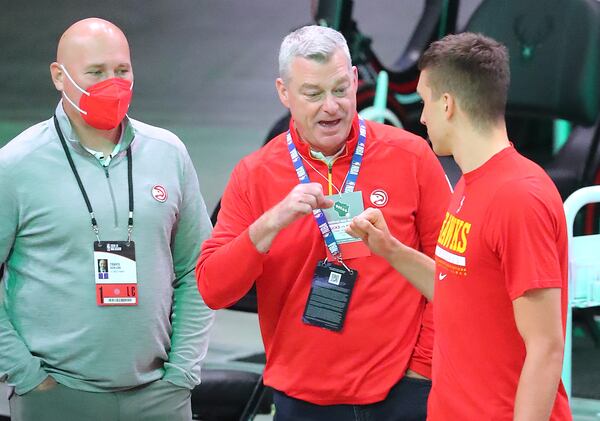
[
  {"left": 191, "top": 369, "right": 272, "bottom": 421},
  {"left": 192, "top": 249, "right": 270, "bottom": 421},
  {"left": 463, "top": 0, "right": 600, "bottom": 201},
  {"left": 191, "top": 285, "right": 271, "bottom": 421}
]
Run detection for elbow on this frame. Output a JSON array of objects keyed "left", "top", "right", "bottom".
[
  {"left": 545, "top": 342, "right": 565, "bottom": 370},
  {"left": 424, "top": 281, "right": 434, "bottom": 302},
  {"left": 197, "top": 287, "right": 216, "bottom": 310},
  {"left": 549, "top": 339, "right": 565, "bottom": 365},
  {"left": 543, "top": 336, "right": 565, "bottom": 358},
  {"left": 195, "top": 263, "right": 223, "bottom": 310},
  {"left": 525, "top": 336, "right": 565, "bottom": 370},
  {"left": 427, "top": 289, "right": 434, "bottom": 303},
  {"left": 197, "top": 278, "right": 222, "bottom": 310}
]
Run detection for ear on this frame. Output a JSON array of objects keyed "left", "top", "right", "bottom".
[
  {"left": 50, "top": 62, "right": 64, "bottom": 91},
  {"left": 443, "top": 93, "right": 456, "bottom": 119},
  {"left": 275, "top": 78, "right": 290, "bottom": 109}
]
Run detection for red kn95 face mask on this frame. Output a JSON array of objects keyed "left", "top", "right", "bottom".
[{"left": 60, "top": 64, "right": 133, "bottom": 130}]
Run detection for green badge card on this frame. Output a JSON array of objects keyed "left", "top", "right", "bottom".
[{"left": 323, "top": 191, "right": 371, "bottom": 260}]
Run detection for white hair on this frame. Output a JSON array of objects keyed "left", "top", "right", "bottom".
[{"left": 278, "top": 25, "right": 351, "bottom": 82}]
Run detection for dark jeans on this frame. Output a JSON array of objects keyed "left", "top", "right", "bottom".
[{"left": 273, "top": 376, "right": 431, "bottom": 421}]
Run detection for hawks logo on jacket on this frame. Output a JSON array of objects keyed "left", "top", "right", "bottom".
[
  {"left": 369, "top": 189, "right": 388, "bottom": 207},
  {"left": 151, "top": 185, "right": 168, "bottom": 202}
]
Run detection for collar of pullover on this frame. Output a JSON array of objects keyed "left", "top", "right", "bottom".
[
  {"left": 288, "top": 113, "right": 360, "bottom": 163},
  {"left": 54, "top": 101, "right": 135, "bottom": 157}
]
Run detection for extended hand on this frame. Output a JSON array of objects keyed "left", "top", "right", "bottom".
[
  {"left": 348, "top": 208, "right": 436, "bottom": 301},
  {"left": 346, "top": 207, "right": 398, "bottom": 259}
]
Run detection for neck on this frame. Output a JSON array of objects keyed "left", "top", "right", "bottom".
[
  {"left": 297, "top": 131, "right": 348, "bottom": 157},
  {"left": 452, "top": 120, "right": 510, "bottom": 173},
  {"left": 65, "top": 107, "right": 121, "bottom": 155},
  {"left": 309, "top": 142, "right": 346, "bottom": 158}
]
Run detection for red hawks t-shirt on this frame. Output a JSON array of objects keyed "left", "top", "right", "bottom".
[{"left": 427, "top": 146, "right": 572, "bottom": 420}]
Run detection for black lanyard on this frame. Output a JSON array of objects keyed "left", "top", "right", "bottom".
[{"left": 53, "top": 115, "right": 134, "bottom": 243}]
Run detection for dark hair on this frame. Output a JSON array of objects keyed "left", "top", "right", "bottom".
[{"left": 418, "top": 32, "right": 510, "bottom": 129}]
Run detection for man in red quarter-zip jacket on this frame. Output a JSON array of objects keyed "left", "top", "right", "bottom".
[{"left": 196, "top": 25, "right": 451, "bottom": 421}]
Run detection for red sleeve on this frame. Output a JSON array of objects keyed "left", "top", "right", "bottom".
[
  {"left": 485, "top": 181, "right": 564, "bottom": 301},
  {"left": 415, "top": 144, "right": 453, "bottom": 257},
  {"left": 409, "top": 143, "right": 452, "bottom": 378},
  {"left": 196, "top": 160, "right": 268, "bottom": 309},
  {"left": 408, "top": 299, "right": 433, "bottom": 378}
]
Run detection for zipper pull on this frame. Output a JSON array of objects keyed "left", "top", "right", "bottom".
[{"left": 327, "top": 161, "right": 334, "bottom": 196}]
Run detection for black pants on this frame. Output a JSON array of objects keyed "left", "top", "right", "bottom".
[{"left": 273, "top": 376, "right": 431, "bottom": 421}]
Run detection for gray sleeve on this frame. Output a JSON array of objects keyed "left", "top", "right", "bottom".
[
  {"left": 0, "top": 161, "right": 48, "bottom": 394},
  {"left": 162, "top": 150, "right": 215, "bottom": 389}
]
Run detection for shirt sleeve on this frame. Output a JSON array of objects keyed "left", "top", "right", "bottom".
[
  {"left": 196, "top": 159, "right": 268, "bottom": 309},
  {"left": 485, "top": 180, "right": 565, "bottom": 301},
  {"left": 409, "top": 143, "right": 452, "bottom": 378},
  {"left": 162, "top": 150, "right": 216, "bottom": 389},
  {"left": 0, "top": 160, "right": 49, "bottom": 394},
  {"left": 415, "top": 144, "right": 453, "bottom": 257}
]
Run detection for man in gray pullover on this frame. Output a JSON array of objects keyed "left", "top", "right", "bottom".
[{"left": 0, "top": 18, "right": 214, "bottom": 420}]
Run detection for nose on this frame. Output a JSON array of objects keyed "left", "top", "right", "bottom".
[
  {"left": 322, "top": 93, "right": 340, "bottom": 114},
  {"left": 419, "top": 109, "right": 426, "bottom": 126}
]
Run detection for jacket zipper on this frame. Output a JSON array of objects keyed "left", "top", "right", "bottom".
[{"left": 103, "top": 167, "right": 119, "bottom": 228}]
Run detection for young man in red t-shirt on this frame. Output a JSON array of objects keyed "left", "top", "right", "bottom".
[{"left": 348, "top": 33, "right": 572, "bottom": 420}]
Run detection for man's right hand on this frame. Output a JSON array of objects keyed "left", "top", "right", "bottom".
[
  {"left": 348, "top": 207, "right": 436, "bottom": 300},
  {"left": 34, "top": 376, "right": 57, "bottom": 392},
  {"left": 269, "top": 183, "right": 333, "bottom": 230},
  {"left": 249, "top": 183, "right": 333, "bottom": 253}
]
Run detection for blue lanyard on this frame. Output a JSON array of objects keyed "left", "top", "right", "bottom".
[{"left": 286, "top": 116, "right": 366, "bottom": 259}]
